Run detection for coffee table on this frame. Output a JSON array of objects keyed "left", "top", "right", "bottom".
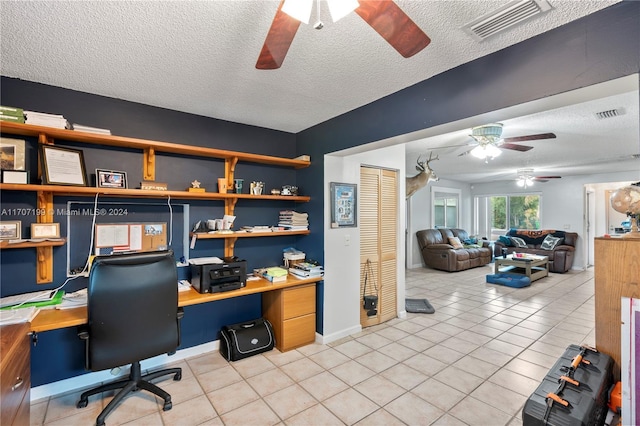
[{"left": 494, "top": 254, "right": 549, "bottom": 282}]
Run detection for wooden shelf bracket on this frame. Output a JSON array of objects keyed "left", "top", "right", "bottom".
[
  {"left": 144, "top": 147, "right": 156, "bottom": 181},
  {"left": 36, "top": 191, "right": 54, "bottom": 283}
]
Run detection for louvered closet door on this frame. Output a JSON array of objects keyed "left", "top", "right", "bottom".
[{"left": 359, "top": 166, "right": 398, "bottom": 327}]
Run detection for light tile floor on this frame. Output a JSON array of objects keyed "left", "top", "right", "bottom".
[{"left": 31, "top": 264, "right": 596, "bottom": 425}]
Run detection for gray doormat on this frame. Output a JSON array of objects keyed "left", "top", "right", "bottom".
[{"left": 405, "top": 298, "right": 435, "bottom": 314}]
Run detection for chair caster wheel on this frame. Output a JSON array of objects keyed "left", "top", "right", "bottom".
[
  {"left": 77, "top": 399, "right": 88, "bottom": 409},
  {"left": 173, "top": 372, "right": 182, "bottom": 381},
  {"left": 163, "top": 401, "right": 172, "bottom": 411}
]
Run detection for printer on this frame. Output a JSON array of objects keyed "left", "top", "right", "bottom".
[{"left": 190, "top": 257, "right": 247, "bottom": 294}]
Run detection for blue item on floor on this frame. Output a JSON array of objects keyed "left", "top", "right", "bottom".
[{"left": 486, "top": 273, "right": 531, "bottom": 288}]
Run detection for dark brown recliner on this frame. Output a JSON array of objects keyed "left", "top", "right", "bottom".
[{"left": 416, "top": 228, "right": 492, "bottom": 272}]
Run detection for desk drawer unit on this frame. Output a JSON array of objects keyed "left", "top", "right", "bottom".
[
  {"left": 1, "top": 322, "right": 31, "bottom": 426},
  {"left": 263, "top": 283, "right": 316, "bottom": 352}
]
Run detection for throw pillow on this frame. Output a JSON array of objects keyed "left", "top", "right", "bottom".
[
  {"left": 540, "top": 234, "right": 563, "bottom": 250},
  {"left": 498, "top": 235, "right": 513, "bottom": 246},
  {"left": 510, "top": 236, "right": 528, "bottom": 248},
  {"left": 448, "top": 236, "right": 464, "bottom": 249}
]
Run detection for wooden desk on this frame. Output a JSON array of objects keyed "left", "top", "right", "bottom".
[
  {"left": 1, "top": 323, "right": 31, "bottom": 426},
  {"left": 30, "top": 275, "right": 322, "bottom": 349}
]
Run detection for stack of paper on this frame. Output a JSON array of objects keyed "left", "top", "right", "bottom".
[
  {"left": 24, "top": 110, "right": 70, "bottom": 129},
  {"left": 0, "top": 306, "right": 38, "bottom": 325},
  {"left": 289, "top": 262, "right": 324, "bottom": 278},
  {"left": 255, "top": 266, "right": 289, "bottom": 282},
  {"left": 72, "top": 123, "right": 111, "bottom": 135},
  {"left": 278, "top": 210, "right": 309, "bottom": 230}
]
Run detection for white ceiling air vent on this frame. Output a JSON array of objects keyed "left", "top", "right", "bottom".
[
  {"left": 595, "top": 108, "right": 625, "bottom": 119},
  {"left": 462, "top": 0, "right": 553, "bottom": 42}
]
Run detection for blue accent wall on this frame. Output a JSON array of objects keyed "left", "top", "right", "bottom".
[
  {"left": 1, "top": 78, "right": 302, "bottom": 386},
  {"left": 1, "top": 1, "right": 639, "bottom": 388}
]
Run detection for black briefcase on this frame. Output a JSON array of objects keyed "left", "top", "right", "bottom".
[{"left": 219, "top": 317, "right": 275, "bottom": 361}]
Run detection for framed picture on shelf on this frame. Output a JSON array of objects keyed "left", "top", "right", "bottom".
[
  {"left": 31, "top": 223, "right": 60, "bottom": 239},
  {"left": 0, "top": 221, "right": 21, "bottom": 240},
  {"left": 96, "top": 169, "right": 128, "bottom": 189},
  {"left": 40, "top": 145, "right": 87, "bottom": 186},
  {"left": 0, "top": 137, "right": 26, "bottom": 170},
  {"left": 330, "top": 182, "right": 357, "bottom": 228}
]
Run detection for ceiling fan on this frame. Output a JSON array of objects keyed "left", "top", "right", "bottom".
[
  {"left": 515, "top": 168, "right": 561, "bottom": 188},
  {"left": 256, "top": 0, "right": 431, "bottom": 70},
  {"left": 458, "top": 123, "right": 557, "bottom": 161}
]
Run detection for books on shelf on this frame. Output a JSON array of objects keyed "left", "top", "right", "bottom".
[
  {"left": 278, "top": 210, "right": 309, "bottom": 230},
  {"left": 0, "top": 105, "right": 25, "bottom": 123},
  {"left": 24, "top": 110, "right": 70, "bottom": 129}
]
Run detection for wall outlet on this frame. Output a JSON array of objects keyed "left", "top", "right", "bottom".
[
  {"left": 344, "top": 234, "right": 350, "bottom": 246},
  {"left": 564, "top": 224, "right": 571, "bottom": 230}
]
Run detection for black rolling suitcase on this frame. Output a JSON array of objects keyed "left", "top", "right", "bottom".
[{"left": 522, "top": 344, "right": 613, "bottom": 426}]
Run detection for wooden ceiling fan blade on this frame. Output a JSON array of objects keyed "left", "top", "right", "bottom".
[
  {"left": 534, "top": 176, "right": 562, "bottom": 180},
  {"left": 256, "top": 0, "right": 301, "bottom": 70},
  {"left": 501, "top": 143, "right": 533, "bottom": 152},
  {"left": 502, "top": 133, "right": 557, "bottom": 143},
  {"left": 355, "top": 0, "right": 430, "bottom": 58}
]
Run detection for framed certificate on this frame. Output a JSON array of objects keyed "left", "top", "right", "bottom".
[
  {"left": 31, "top": 223, "right": 60, "bottom": 239},
  {"left": 40, "top": 145, "right": 87, "bottom": 186}
]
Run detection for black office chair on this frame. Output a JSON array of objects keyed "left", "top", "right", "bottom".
[{"left": 76, "top": 250, "right": 183, "bottom": 426}]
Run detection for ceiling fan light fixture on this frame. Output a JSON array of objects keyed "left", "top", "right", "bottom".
[
  {"left": 471, "top": 143, "right": 502, "bottom": 160},
  {"left": 327, "top": 0, "right": 358, "bottom": 22},
  {"left": 282, "top": 0, "right": 313, "bottom": 24}
]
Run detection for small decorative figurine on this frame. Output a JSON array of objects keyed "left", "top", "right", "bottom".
[{"left": 188, "top": 179, "right": 205, "bottom": 192}]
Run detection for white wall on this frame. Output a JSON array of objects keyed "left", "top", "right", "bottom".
[
  {"left": 472, "top": 170, "right": 640, "bottom": 269},
  {"left": 322, "top": 145, "right": 406, "bottom": 344},
  {"left": 406, "top": 179, "right": 472, "bottom": 269}
]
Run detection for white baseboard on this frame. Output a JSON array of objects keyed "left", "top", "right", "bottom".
[
  {"left": 317, "top": 325, "right": 362, "bottom": 345},
  {"left": 31, "top": 340, "right": 219, "bottom": 402}
]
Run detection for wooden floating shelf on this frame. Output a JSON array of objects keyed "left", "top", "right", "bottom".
[
  {"left": 0, "top": 239, "right": 66, "bottom": 250},
  {"left": 0, "top": 184, "right": 310, "bottom": 202},
  {"left": 191, "top": 230, "right": 310, "bottom": 239},
  {"left": 0, "top": 121, "right": 310, "bottom": 168}
]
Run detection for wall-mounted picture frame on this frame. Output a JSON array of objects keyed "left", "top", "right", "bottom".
[
  {"left": 41, "top": 145, "right": 87, "bottom": 186},
  {"left": 330, "top": 182, "right": 357, "bottom": 228},
  {"left": 96, "top": 169, "right": 128, "bottom": 189},
  {"left": 31, "top": 223, "right": 60, "bottom": 239},
  {"left": 0, "top": 220, "right": 21, "bottom": 240},
  {"left": 0, "top": 137, "right": 26, "bottom": 170}
]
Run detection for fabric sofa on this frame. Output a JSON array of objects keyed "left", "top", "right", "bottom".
[
  {"left": 416, "top": 228, "right": 492, "bottom": 272},
  {"left": 493, "top": 229, "right": 577, "bottom": 273}
]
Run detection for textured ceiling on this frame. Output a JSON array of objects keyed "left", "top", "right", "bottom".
[
  {"left": 0, "top": 0, "right": 621, "bottom": 133},
  {"left": 2, "top": 0, "right": 637, "bottom": 183}
]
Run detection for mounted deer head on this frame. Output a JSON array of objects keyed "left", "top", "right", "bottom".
[{"left": 406, "top": 152, "right": 439, "bottom": 198}]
